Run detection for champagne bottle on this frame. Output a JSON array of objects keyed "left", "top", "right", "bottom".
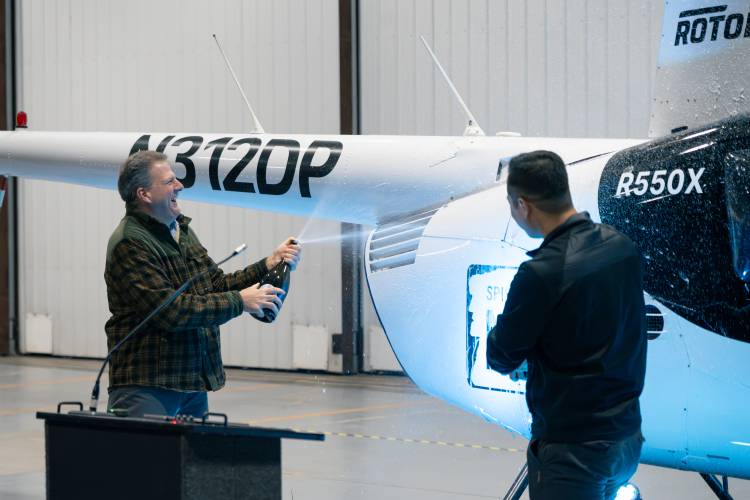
[{"left": 253, "top": 260, "right": 291, "bottom": 323}]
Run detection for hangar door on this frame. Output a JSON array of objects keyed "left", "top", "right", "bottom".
[{"left": 15, "top": 0, "right": 349, "bottom": 372}]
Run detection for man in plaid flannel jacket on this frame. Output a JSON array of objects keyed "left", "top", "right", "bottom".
[{"left": 105, "top": 150, "right": 301, "bottom": 418}]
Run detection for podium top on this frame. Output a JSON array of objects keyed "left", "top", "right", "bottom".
[{"left": 36, "top": 411, "right": 325, "bottom": 442}]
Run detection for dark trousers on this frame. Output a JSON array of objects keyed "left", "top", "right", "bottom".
[
  {"left": 107, "top": 385, "right": 209, "bottom": 418},
  {"left": 526, "top": 431, "right": 643, "bottom": 500}
]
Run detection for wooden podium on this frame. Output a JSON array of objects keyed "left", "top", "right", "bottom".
[{"left": 37, "top": 407, "right": 324, "bottom": 500}]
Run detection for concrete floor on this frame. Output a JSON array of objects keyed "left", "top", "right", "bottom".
[{"left": 0, "top": 356, "right": 748, "bottom": 500}]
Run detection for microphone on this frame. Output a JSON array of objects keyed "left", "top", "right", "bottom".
[{"left": 88, "top": 243, "right": 248, "bottom": 413}]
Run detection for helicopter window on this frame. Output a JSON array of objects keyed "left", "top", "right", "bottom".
[{"left": 724, "top": 149, "right": 750, "bottom": 283}]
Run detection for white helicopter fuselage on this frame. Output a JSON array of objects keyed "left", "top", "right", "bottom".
[{"left": 365, "top": 146, "right": 750, "bottom": 481}]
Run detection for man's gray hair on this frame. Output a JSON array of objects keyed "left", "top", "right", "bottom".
[{"left": 118, "top": 150, "right": 168, "bottom": 209}]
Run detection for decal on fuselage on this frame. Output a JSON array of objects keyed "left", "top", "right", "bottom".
[
  {"left": 598, "top": 115, "right": 750, "bottom": 344},
  {"left": 129, "top": 134, "right": 342, "bottom": 197},
  {"left": 614, "top": 167, "right": 705, "bottom": 200},
  {"left": 673, "top": 5, "right": 750, "bottom": 46},
  {"left": 466, "top": 264, "right": 524, "bottom": 394}
]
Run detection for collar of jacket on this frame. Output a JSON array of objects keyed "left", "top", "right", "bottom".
[
  {"left": 526, "top": 211, "right": 592, "bottom": 257},
  {"left": 125, "top": 208, "right": 192, "bottom": 233}
]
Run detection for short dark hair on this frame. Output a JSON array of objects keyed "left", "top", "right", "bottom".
[
  {"left": 118, "top": 150, "right": 168, "bottom": 209},
  {"left": 507, "top": 150, "right": 572, "bottom": 213}
]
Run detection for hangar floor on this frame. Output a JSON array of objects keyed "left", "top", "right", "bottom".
[{"left": 0, "top": 356, "right": 748, "bottom": 500}]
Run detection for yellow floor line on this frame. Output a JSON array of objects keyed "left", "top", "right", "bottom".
[
  {"left": 0, "top": 374, "right": 93, "bottom": 390},
  {"left": 220, "top": 383, "right": 277, "bottom": 394},
  {"left": 0, "top": 406, "right": 55, "bottom": 417},
  {"left": 289, "top": 427, "right": 522, "bottom": 453},
  {"left": 246, "top": 400, "right": 429, "bottom": 425}
]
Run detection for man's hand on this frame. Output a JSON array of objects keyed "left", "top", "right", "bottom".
[
  {"left": 266, "top": 237, "right": 302, "bottom": 270},
  {"left": 240, "top": 283, "right": 285, "bottom": 316},
  {"left": 509, "top": 360, "right": 528, "bottom": 382}
]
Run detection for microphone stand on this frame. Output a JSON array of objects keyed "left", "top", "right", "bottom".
[{"left": 88, "top": 244, "right": 247, "bottom": 413}]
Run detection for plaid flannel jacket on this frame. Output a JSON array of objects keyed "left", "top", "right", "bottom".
[{"left": 104, "top": 209, "right": 267, "bottom": 392}]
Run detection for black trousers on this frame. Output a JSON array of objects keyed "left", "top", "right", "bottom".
[{"left": 526, "top": 431, "right": 643, "bottom": 500}]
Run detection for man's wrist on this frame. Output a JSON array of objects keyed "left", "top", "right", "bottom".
[
  {"left": 265, "top": 255, "right": 279, "bottom": 270},
  {"left": 229, "top": 290, "right": 245, "bottom": 317}
]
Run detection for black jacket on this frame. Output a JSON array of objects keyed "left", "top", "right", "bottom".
[{"left": 487, "top": 212, "right": 646, "bottom": 442}]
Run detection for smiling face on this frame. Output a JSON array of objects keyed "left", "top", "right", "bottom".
[{"left": 137, "top": 160, "right": 183, "bottom": 225}]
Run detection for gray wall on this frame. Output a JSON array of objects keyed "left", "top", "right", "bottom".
[
  {"left": 358, "top": 0, "right": 664, "bottom": 371},
  {"left": 14, "top": 0, "right": 667, "bottom": 373},
  {"left": 15, "top": 0, "right": 344, "bottom": 371},
  {"left": 360, "top": 0, "right": 663, "bottom": 138}
]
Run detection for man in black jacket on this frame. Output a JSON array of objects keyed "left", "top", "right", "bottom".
[{"left": 487, "top": 150, "right": 646, "bottom": 500}]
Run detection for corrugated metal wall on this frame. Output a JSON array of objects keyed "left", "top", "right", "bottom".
[
  {"left": 15, "top": 0, "right": 344, "bottom": 370},
  {"left": 358, "top": 0, "right": 665, "bottom": 372},
  {"left": 14, "top": 0, "right": 668, "bottom": 373},
  {"left": 360, "top": 0, "right": 663, "bottom": 138}
]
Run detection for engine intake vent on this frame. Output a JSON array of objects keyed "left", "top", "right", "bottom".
[
  {"left": 645, "top": 304, "right": 664, "bottom": 340},
  {"left": 368, "top": 208, "right": 438, "bottom": 273}
]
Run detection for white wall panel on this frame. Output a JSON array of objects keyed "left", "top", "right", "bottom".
[
  {"left": 360, "top": 0, "right": 663, "bottom": 138},
  {"left": 15, "top": 0, "right": 669, "bottom": 374},
  {"left": 358, "top": 0, "right": 664, "bottom": 371},
  {"left": 15, "top": 0, "right": 342, "bottom": 370}
]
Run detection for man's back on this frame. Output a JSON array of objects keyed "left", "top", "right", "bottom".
[
  {"left": 489, "top": 213, "right": 647, "bottom": 442},
  {"left": 492, "top": 151, "right": 645, "bottom": 498}
]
